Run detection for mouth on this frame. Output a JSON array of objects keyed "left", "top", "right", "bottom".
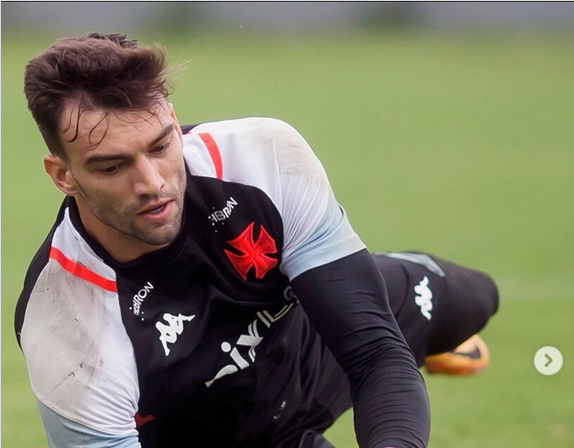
[{"left": 137, "top": 200, "right": 173, "bottom": 220}]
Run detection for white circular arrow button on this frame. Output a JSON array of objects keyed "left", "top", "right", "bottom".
[{"left": 534, "top": 346, "right": 563, "bottom": 375}]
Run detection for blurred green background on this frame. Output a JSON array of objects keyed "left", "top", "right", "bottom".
[{"left": 2, "top": 3, "right": 574, "bottom": 447}]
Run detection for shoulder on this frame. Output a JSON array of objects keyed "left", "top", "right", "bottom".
[
  {"left": 185, "top": 117, "right": 313, "bottom": 158},
  {"left": 182, "top": 117, "right": 322, "bottom": 185}
]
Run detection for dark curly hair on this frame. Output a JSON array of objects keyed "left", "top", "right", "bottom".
[{"left": 24, "top": 33, "right": 172, "bottom": 159}]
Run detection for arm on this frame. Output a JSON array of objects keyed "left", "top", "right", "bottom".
[
  {"left": 16, "top": 211, "right": 142, "bottom": 448},
  {"left": 38, "top": 401, "right": 140, "bottom": 448},
  {"left": 291, "top": 250, "right": 430, "bottom": 448},
  {"left": 260, "top": 119, "right": 429, "bottom": 447}
]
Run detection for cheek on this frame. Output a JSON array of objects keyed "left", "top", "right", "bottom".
[
  {"left": 83, "top": 181, "right": 133, "bottom": 211},
  {"left": 163, "top": 156, "right": 186, "bottom": 186}
]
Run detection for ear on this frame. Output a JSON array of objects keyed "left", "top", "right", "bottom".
[{"left": 43, "top": 155, "right": 79, "bottom": 196}]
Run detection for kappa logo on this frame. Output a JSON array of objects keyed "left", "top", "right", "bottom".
[
  {"left": 414, "top": 276, "right": 433, "bottom": 321},
  {"left": 224, "top": 222, "right": 278, "bottom": 280},
  {"left": 156, "top": 313, "right": 195, "bottom": 356}
]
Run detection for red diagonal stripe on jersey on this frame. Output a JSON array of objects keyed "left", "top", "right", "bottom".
[
  {"left": 49, "top": 246, "right": 117, "bottom": 293},
  {"left": 198, "top": 132, "right": 223, "bottom": 180}
]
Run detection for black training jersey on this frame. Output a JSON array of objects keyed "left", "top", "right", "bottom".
[{"left": 15, "top": 118, "right": 370, "bottom": 447}]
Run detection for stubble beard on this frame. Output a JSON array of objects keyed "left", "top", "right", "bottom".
[
  {"left": 74, "top": 171, "right": 186, "bottom": 251},
  {"left": 94, "top": 190, "right": 185, "bottom": 248}
]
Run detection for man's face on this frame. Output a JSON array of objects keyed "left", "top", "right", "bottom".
[{"left": 48, "top": 101, "right": 186, "bottom": 262}]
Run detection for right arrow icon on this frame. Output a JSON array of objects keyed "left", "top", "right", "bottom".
[{"left": 535, "top": 346, "right": 563, "bottom": 375}]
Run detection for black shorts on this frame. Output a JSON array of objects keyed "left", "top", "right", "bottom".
[{"left": 372, "top": 251, "right": 499, "bottom": 366}]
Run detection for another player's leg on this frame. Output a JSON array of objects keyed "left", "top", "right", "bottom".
[{"left": 371, "top": 251, "right": 499, "bottom": 374}]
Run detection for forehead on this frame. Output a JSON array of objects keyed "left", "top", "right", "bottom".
[{"left": 59, "top": 101, "right": 172, "bottom": 154}]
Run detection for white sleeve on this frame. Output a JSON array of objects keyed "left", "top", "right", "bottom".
[
  {"left": 38, "top": 401, "right": 141, "bottom": 448},
  {"left": 21, "top": 212, "right": 140, "bottom": 443},
  {"left": 184, "top": 117, "right": 366, "bottom": 280},
  {"left": 269, "top": 119, "right": 366, "bottom": 279}
]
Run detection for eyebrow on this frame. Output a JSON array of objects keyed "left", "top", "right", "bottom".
[
  {"left": 83, "top": 124, "right": 175, "bottom": 166},
  {"left": 149, "top": 124, "right": 175, "bottom": 148}
]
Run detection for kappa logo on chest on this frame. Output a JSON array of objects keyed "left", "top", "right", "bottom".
[{"left": 156, "top": 313, "right": 196, "bottom": 356}]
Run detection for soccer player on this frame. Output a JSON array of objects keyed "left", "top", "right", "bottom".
[{"left": 15, "top": 33, "right": 498, "bottom": 448}]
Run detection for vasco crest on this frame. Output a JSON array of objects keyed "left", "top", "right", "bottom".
[{"left": 224, "top": 222, "right": 278, "bottom": 280}]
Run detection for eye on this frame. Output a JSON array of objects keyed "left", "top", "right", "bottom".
[
  {"left": 151, "top": 139, "right": 172, "bottom": 154},
  {"left": 99, "top": 164, "right": 120, "bottom": 175}
]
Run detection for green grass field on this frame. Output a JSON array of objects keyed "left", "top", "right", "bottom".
[{"left": 2, "top": 29, "right": 574, "bottom": 447}]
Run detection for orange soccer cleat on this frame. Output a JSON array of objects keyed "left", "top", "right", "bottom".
[{"left": 424, "top": 335, "right": 490, "bottom": 376}]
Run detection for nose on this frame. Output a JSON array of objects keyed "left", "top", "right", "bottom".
[{"left": 133, "top": 156, "right": 164, "bottom": 197}]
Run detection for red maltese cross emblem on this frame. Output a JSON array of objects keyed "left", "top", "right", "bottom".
[{"left": 224, "top": 222, "right": 278, "bottom": 280}]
